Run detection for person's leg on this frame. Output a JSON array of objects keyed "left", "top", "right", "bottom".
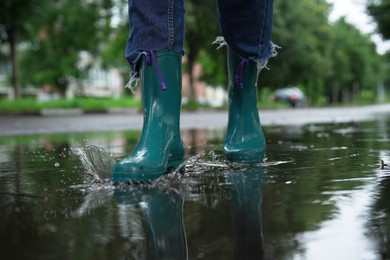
[
  {"left": 216, "top": 0, "right": 275, "bottom": 65},
  {"left": 125, "top": 0, "right": 185, "bottom": 76},
  {"left": 112, "top": 0, "right": 186, "bottom": 183},
  {"left": 217, "top": 0, "right": 277, "bottom": 163}
]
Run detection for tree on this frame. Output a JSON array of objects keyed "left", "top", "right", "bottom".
[
  {"left": 100, "top": 0, "right": 129, "bottom": 80},
  {"left": 0, "top": 0, "right": 39, "bottom": 99},
  {"left": 260, "top": 0, "right": 386, "bottom": 105},
  {"left": 184, "top": 0, "right": 221, "bottom": 102},
  {"left": 324, "top": 18, "right": 386, "bottom": 103},
  {"left": 19, "top": 0, "right": 109, "bottom": 96},
  {"left": 368, "top": 0, "right": 390, "bottom": 39},
  {"left": 261, "top": 0, "right": 333, "bottom": 102},
  {"left": 368, "top": 0, "right": 390, "bottom": 98}
]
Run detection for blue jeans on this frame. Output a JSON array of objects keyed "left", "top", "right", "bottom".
[{"left": 126, "top": 0, "right": 275, "bottom": 75}]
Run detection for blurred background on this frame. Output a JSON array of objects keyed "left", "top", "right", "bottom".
[{"left": 0, "top": 0, "right": 389, "bottom": 112}]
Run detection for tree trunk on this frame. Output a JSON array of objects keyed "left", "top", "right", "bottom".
[
  {"left": 187, "top": 52, "right": 197, "bottom": 103},
  {"left": 342, "top": 88, "right": 351, "bottom": 103},
  {"left": 352, "top": 81, "right": 360, "bottom": 102},
  {"left": 56, "top": 76, "right": 68, "bottom": 97},
  {"left": 331, "top": 82, "right": 339, "bottom": 104},
  {"left": 8, "top": 28, "right": 21, "bottom": 99}
]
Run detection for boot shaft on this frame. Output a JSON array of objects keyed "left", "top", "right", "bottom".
[
  {"left": 224, "top": 48, "right": 266, "bottom": 163},
  {"left": 140, "top": 50, "right": 183, "bottom": 128},
  {"left": 227, "top": 48, "right": 260, "bottom": 112},
  {"left": 226, "top": 48, "right": 261, "bottom": 128}
]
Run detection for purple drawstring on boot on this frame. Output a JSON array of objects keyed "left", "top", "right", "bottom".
[
  {"left": 235, "top": 58, "right": 249, "bottom": 89},
  {"left": 146, "top": 50, "right": 167, "bottom": 90}
]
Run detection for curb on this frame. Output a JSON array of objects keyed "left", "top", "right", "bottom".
[
  {"left": 40, "top": 108, "right": 83, "bottom": 116},
  {"left": 38, "top": 108, "right": 139, "bottom": 116}
]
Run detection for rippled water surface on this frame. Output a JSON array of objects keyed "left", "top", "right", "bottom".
[{"left": 1, "top": 117, "right": 390, "bottom": 259}]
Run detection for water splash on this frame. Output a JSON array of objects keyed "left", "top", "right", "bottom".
[
  {"left": 70, "top": 144, "right": 294, "bottom": 186},
  {"left": 71, "top": 145, "right": 115, "bottom": 183}
]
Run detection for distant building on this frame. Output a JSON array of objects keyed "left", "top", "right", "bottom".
[
  {"left": 66, "top": 66, "right": 124, "bottom": 100},
  {"left": 65, "top": 51, "right": 124, "bottom": 99}
]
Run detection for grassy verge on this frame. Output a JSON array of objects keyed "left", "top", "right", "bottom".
[
  {"left": 0, "top": 97, "right": 141, "bottom": 114},
  {"left": 1, "top": 92, "right": 386, "bottom": 115}
]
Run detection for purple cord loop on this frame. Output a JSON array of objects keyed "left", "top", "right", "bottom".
[
  {"left": 235, "top": 58, "right": 249, "bottom": 89},
  {"left": 146, "top": 50, "right": 167, "bottom": 90}
]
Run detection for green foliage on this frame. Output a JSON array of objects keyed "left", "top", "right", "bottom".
[
  {"left": 184, "top": 0, "right": 223, "bottom": 100},
  {"left": 100, "top": 0, "right": 128, "bottom": 71},
  {"left": 0, "top": 97, "right": 140, "bottom": 114},
  {"left": 368, "top": 0, "right": 390, "bottom": 39},
  {"left": 0, "top": 0, "right": 36, "bottom": 43},
  {"left": 1, "top": 0, "right": 387, "bottom": 105},
  {"left": 264, "top": 0, "right": 333, "bottom": 88},
  {"left": 0, "top": 0, "right": 43, "bottom": 98},
  {"left": 324, "top": 18, "right": 387, "bottom": 103},
  {"left": 259, "top": 0, "right": 386, "bottom": 104},
  {"left": 19, "top": 0, "right": 109, "bottom": 95}
]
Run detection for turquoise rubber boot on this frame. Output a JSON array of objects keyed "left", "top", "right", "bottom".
[
  {"left": 224, "top": 48, "right": 266, "bottom": 163},
  {"left": 112, "top": 51, "right": 185, "bottom": 183}
]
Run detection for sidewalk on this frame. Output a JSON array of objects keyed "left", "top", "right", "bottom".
[{"left": 0, "top": 104, "right": 389, "bottom": 136}]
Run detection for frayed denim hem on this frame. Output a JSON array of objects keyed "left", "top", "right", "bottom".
[
  {"left": 124, "top": 71, "right": 140, "bottom": 95},
  {"left": 125, "top": 50, "right": 183, "bottom": 95},
  {"left": 213, "top": 36, "right": 228, "bottom": 50},
  {"left": 124, "top": 51, "right": 147, "bottom": 95},
  {"left": 256, "top": 41, "right": 280, "bottom": 71},
  {"left": 212, "top": 36, "right": 280, "bottom": 71}
]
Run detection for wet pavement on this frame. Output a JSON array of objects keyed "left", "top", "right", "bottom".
[
  {"left": 1, "top": 104, "right": 390, "bottom": 259},
  {"left": 1, "top": 104, "right": 390, "bottom": 136}
]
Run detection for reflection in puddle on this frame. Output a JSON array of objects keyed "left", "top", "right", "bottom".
[
  {"left": 114, "top": 187, "right": 188, "bottom": 259},
  {"left": 299, "top": 183, "right": 377, "bottom": 260},
  {"left": 72, "top": 186, "right": 114, "bottom": 217},
  {"left": 1, "top": 118, "right": 390, "bottom": 259}
]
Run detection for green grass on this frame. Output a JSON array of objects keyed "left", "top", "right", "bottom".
[
  {"left": 0, "top": 97, "right": 141, "bottom": 114},
  {"left": 1, "top": 89, "right": 387, "bottom": 115}
]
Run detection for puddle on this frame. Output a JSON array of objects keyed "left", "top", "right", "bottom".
[{"left": 1, "top": 117, "right": 390, "bottom": 259}]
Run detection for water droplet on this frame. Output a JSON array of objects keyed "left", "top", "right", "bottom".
[{"left": 54, "top": 162, "right": 60, "bottom": 167}]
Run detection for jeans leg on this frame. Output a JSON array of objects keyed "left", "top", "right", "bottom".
[
  {"left": 126, "top": 0, "right": 185, "bottom": 75},
  {"left": 217, "top": 0, "right": 275, "bottom": 66}
]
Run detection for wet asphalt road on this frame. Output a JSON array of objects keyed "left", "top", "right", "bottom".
[{"left": 0, "top": 104, "right": 389, "bottom": 136}]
